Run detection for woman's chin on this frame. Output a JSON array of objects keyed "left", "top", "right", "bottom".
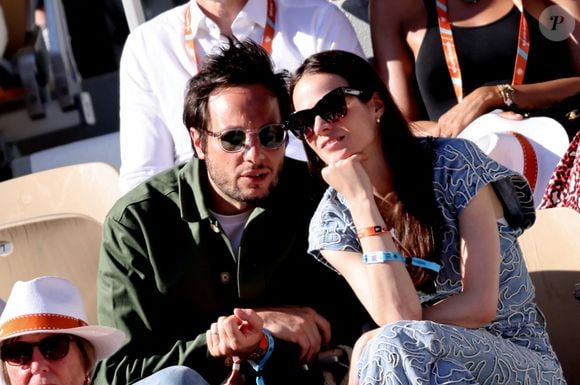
[{"left": 323, "top": 150, "right": 351, "bottom": 164}]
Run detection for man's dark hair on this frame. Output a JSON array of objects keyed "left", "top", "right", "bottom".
[{"left": 183, "top": 38, "right": 290, "bottom": 148}]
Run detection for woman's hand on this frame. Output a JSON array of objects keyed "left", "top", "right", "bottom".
[
  {"left": 321, "top": 154, "right": 373, "bottom": 203},
  {"left": 437, "top": 85, "right": 523, "bottom": 137}
]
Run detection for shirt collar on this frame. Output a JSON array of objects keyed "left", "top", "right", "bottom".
[
  {"left": 189, "top": 0, "right": 266, "bottom": 37},
  {"left": 188, "top": 1, "right": 208, "bottom": 36},
  {"left": 178, "top": 158, "right": 211, "bottom": 223}
]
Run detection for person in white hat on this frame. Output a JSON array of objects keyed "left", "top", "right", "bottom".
[{"left": 0, "top": 276, "right": 125, "bottom": 385}]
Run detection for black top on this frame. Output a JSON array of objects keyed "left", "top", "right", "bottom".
[{"left": 415, "top": 0, "right": 575, "bottom": 120}]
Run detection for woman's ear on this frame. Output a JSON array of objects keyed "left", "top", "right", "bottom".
[
  {"left": 190, "top": 127, "right": 206, "bottom": 159},
  {"left": 370, "top": 91, "right": 385, "bottom": 122}
]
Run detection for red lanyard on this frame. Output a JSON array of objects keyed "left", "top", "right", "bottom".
[
  {"left": 436, "top": 0, "right": 529, "bottom": 102},
  {"left": 184, "top": 0, "right": 276, "bottom": 70}
]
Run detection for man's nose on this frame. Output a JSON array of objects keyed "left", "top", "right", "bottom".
[{"left": 242, "top": 134, "right": 265, "bottom": 162}]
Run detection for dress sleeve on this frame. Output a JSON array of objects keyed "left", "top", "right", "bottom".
[
  {"left": 431, "top": 138, "right": 535, "bottom": 231},
  {"left": 307, "top": 188, "right": 362, "bottom": 272}
]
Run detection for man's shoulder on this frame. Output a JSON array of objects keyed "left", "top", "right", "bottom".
[
  {"left": 107, "top": 165, "right": 185, "bottom": 221},
  {"left": 126, "top": 3, "right": 185, "bottom": 43},
  {"left": 277, "top": 158, "right": 325, "bottom": 204}
]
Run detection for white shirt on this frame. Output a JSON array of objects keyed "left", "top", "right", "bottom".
[{"left": 118, "top": 0, "right": 365, "bottom": 194}]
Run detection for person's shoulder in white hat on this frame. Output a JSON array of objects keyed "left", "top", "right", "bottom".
[{"left": 0, "top": 276, "right": 125, "bottom": 385}]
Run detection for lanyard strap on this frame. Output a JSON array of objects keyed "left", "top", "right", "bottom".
[
  {"left": 436, "top": 0, "right": 529, "bottom": 102},
  {"left": 184, "top": 0, "right": 276, "bottom": 70}
]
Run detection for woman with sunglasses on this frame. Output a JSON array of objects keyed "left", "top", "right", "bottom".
[
  {"left": 0, "top": 276, "right": 125, "bottom": 385},
  {"left": 288, "top": 50, "right": 567, "bottom": 385}
]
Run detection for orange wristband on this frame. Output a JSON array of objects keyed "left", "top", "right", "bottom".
[
  {"left": 247, "top": 331, "right": 270, "bottom": 362},
  {"left": 357, "top": 225, "right": 389, "bottom": 238}
]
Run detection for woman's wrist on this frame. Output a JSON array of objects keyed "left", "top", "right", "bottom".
[{"left": 349, "top": 200, "right": 384, "bottom": 227}]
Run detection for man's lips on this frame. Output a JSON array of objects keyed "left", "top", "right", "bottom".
[{"left": 239, "top": 169, "right": 270, "bottom": 180}]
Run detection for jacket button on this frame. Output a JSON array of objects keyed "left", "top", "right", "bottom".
[{"left": 220, "top": 272, "right": 231, "bottom": 284}]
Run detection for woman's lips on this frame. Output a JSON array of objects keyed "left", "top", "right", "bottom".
[{"left": 321, "top": 135, "right": 344, "bottom": 150}]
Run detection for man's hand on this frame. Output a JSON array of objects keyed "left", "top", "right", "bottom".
[
  {"left": 206, "top": 308, "right": 264, "bottom": 359},
  {"left": 256, "top": 306, "right": 331, "bottom": 363}
]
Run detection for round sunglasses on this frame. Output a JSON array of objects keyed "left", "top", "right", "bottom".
[
  {"left": 204, "top": 123, "right": 288, "bottom": 153},
  {"left": 1, "top": 334, "right": 74, "bottom": 366},
  {"left": 286, "top": 87, "right": 365, "bottom": 140}
]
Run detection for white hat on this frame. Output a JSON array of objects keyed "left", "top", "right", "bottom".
[
  {"left": 0, "top": 276, "right": 125, "bottom": 361},
  {"left": 459, "top": 112, "right": 570, "bottom": 206}
]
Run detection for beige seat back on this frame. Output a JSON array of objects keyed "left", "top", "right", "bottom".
[
  {"left": 518, "top": 207, "right": 580, "bottom": 384},
  {"left": 0, "top": 162, "right": 121, "bottom": 324},
  {"left": 0, "top": 214, "right": 102, "bottom": 323},
  {"left": 0, "top": 162, "right": 120, "bottom": 226}
]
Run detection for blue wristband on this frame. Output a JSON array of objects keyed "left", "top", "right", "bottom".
[
  {"left": 362, "top": 251, "right": 405, "bottom": 264},
  {"left": 408, "top": 257, "right": 441, "bottom": 273},
  {"left": 248, "top": 329, "right": 274, "bottom": 385},
  {"left": 362, "top": 251, "right": 440, "bottom": 273}
]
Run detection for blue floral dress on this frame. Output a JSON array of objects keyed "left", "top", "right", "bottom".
[{"left": 308, "top": 138, "right": 567, "bottom": 384}]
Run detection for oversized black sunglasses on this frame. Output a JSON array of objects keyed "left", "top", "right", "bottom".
[
  {"left": 1, "top": 334, "right": 73, "bottom": 366},
  {"left": 204, "top": 123, "right": 288, "bottom": 153},
  {"left": 287, "top": 87, "right": 365, "bottom": 140}
]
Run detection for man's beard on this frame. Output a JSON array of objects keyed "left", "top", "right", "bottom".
[{"left": 205, "top": 158, "right": 283, "bottom": 205}]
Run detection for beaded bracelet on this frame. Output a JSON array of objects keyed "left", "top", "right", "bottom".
[
  {"left": 248, "top": 329, "right": 275, "bottom": 385},
  {"left": 362, "top": 251, "right": 441, "bottom": 273},
  {"left": 357, "top": 225, "right": 389, "bottom": 238}
]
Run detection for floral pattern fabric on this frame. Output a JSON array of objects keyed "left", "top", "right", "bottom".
[
  {"left": 308, "top": 138, "right": 567, "bottom": 384},
  {"left": 540, "top": 130, "right": 580, "bottom": 213}
]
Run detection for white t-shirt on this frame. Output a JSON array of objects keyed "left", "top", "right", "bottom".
[
  {"left": 210, "top": 209, "right": 253, "bottom": 256},
  {"left": 118, "top": 0, "right": 365, "bottom": 194}
]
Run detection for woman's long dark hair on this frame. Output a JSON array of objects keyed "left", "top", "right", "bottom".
[{"left": 290, "top": 50, "right": 442, "bottom": 293}]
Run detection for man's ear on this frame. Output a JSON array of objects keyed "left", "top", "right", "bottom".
[{"left": 190, "top": 127, "right": 206, "bottom": 159}]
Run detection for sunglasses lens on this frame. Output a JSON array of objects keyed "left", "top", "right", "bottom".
[
  {"left": 317, "top": 88, "right": 347, "bottom": 123},
  {"left": 1, "top": 335, "right": 71, "bottom": 366},
  {"left": 288, "top": 88, "right": 348, "bottom": 140},
  {"left": 287, "top": 111, "right": 314, "bottom": 140},
  {"left": 39, "top": 335, "right": 71, "bottom": 361},
  {"left": 1, "top": 342, "right": 32, "bottom": 365},
  {"left": 220, "top": 130, "right": 246, "bottom": 152},
  {"left": 259, "top": 124, "right": 287, "bottom": 149}
]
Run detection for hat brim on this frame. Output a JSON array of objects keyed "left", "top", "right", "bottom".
[
  {"left": 459, "top": 111, "right": 570, "bottom": 205},
  {"left": 459, "top": 111, "right": 569, "bottom": 157},
  {"left": 0, "top": 325, "right": 125, "bottom": 361}
]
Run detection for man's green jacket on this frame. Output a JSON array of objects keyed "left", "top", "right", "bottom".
[{"left": 93, "top": 157, "right": 369, "bottom": 385}]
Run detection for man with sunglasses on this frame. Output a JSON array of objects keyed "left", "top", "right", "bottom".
[
  {"left": 118, "top": 0, "right": 366, "bottom": 195},
  {"left": 93, "top": 39, "right": 370, "bottom": 385}
]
